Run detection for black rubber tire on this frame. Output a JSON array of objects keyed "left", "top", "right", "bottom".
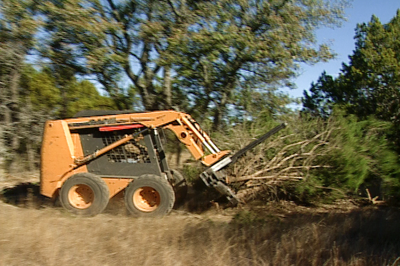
[
  {"left": 59, "top": 173, "right": 109, "bottom": 217},
  {"left": 124, "top": 174, "right": 175, "bottom": 217},
  {"left": 170, "top": 169, "right": 188, "bottom": 206}
]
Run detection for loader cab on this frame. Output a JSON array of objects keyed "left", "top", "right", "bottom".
[{"left": 77, "top": 126, "right": 169, "bottom": 178}]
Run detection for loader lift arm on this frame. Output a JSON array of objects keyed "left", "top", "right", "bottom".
[{"left": 66, "top": 110, "right": 230, "bottom": 167}]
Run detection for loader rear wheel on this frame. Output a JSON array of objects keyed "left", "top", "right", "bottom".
[
  {"left": 60, "top": 173, "right": 109, "bottom": 217},
  {"left": 124, "top": 174, "right": 175, "bottom": 217}
]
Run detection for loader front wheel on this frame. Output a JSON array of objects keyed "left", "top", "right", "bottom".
[
  {"left": 124, "top": 174, "right": 175, "bottom": 217},
  {"left": 60, "top": 173, "right": 109, "bottom": 217}
]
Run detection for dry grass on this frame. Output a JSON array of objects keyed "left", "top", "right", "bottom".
[{"left": 1, "top": 176, "right": 400, "bottom": 266}]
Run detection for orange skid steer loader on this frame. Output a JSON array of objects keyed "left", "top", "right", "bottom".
[{"left": 40, "top": 110, "right": 285, "bottom": 217}]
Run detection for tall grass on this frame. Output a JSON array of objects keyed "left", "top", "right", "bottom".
[{"left": 1, "top": 197, "right": 400, "bottom": 266}]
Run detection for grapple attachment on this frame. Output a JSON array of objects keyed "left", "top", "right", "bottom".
[{"left": 200, "top": 123, "right": 287, "bottom": 204}]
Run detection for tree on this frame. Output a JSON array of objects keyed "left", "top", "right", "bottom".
[
  {"left": 38, "top": 0, "right": 347, "bottom": 128},
  {"left": 0, "top": 0, "right": 39, "bottom": 172},
  {"left": 303, "top": 10, "right": 400, "bottom": 125},
  {"left": 62, "top": 79, "right": 117, "bottom": 118},
  {"left": 21, "top": 66, "right": 117, "bottom": 118},
  {"left": 300, "top": 11, "right": 400, "bottom": 200},
  {"left": 168, "top": 0, "right": 347, "bottom": 128},
  {"left": 39, "top": 0, "right": 192, "bottom": 111}
]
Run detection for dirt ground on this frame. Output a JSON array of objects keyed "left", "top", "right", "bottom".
[{"left": 1, "top": 173, "right": 400, "bottom": 266}]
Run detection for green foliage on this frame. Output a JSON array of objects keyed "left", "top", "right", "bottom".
[
  {"left": 231, "top": 88, "right": 296, "bottom": 125},
  {"left": 0, "top": 0, "right": 39, "bottom": 47},
  {"left": 38, "top": 0, "right": 183, "bottom": 111},
  {"left": 303, "top": 10, "right": 400, "bottom": 125},
  {"left": 36, "top": 0, "right": 347, "bottom": 128},
  {"left": 306, "top": 112, "right": 400, "bottom": 199},
  {"left": 301, "top": 10, "right": 400, "bottom": 201},
  {"left": 20, "top": 65, "right": 116, "bottom": 118},
  {"left": 169, "top": 0, "right": 348, "bottom": 127},
  {"left": 182, "top": 164, "right": 204, "bottom": 185},
  {"left": 62, "top": 80, "right": 116, "bottom": 118},
  {"left": 20, "top": 66, "right": 60, "bottom": 113}
]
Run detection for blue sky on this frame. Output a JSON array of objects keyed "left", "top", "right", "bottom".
[{"left": 288, "top": 0, "right": 400, "bottom": 100}]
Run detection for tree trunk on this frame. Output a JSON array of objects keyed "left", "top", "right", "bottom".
[
  {"left": 26, "top": 141, "right": 35, "bottom": 172},
  {"left": 7, "top": 57, "right": 21, "bottom": 173},
  {"left": 212, "top": 91, "right": 228, "bottom": 131},
  {"left": 163, "top": 66, "right": 172, "bottom": 109}
]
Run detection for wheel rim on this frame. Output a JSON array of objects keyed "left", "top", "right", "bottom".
[
  {"left": 68, "top": 184, "right": 94, "bottom": 209},
  {"left": 133, "top": 187, "right": 161, "bottom": 212}
]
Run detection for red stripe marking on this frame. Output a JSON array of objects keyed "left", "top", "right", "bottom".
[{"left": 99, "top": 124, "right": 144, "bottom": 132}]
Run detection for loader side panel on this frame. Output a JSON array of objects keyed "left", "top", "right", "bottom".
[
  {"left": 40, "top": 120, "right": 75, "bottom": 198},
  {"left": 40, "top": 120, "right": 87, "bottom": 198}
]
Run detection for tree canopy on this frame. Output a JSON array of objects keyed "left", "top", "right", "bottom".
[
  {"left": 37, "top": 0, "right": 347, "bottom": 127},
  {"left": 169, "top": 0, "right": 347, "bottom": 126}
]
